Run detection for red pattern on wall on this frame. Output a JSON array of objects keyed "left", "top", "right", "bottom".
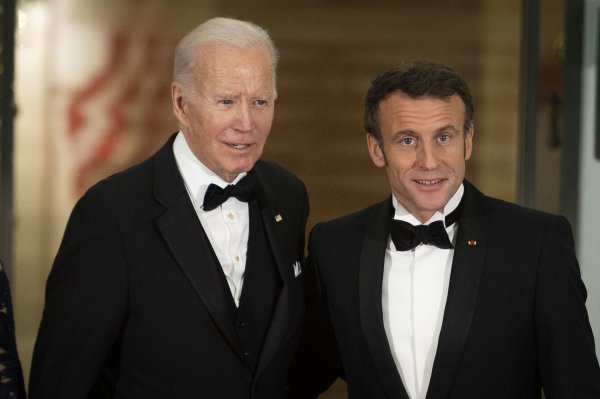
[{"left": 66, "top": 31, "right": 173, "bottom": 194}]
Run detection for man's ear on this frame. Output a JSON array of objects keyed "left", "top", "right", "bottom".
[
  {"left": 367, "top": 134, "right": 386, "bottom": 168},
  {"left": 464, "top": 125, "right": 474, "bottom": 161},
  {"left": 171, "top": 83, "right": 189, "bottom": 127}
]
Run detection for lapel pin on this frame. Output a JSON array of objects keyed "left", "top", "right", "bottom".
[
  {"left": 467, "top": 240, "right": 477, "bottom": 246},
  {"left": 275, "top": 214, "right": 283, "bottom": 222}
]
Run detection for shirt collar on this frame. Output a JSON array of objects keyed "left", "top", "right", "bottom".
[
  {"left": 172, "top": 131, "right": 247, "bottom": 208},
  {"left": 392, "top": 183, "right": 464, "bottom": 226}
]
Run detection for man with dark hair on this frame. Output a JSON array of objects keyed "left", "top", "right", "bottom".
[{"left": 288, "top": 60, "right": 600, "bottom": 398}]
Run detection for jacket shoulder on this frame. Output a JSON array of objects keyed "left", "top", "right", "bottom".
[
  {"left": 80, "top": 136, "right": 179, "bottom": 206},
  {"left": 253, "top": 160, "right": 308, "bottom": 205},
  {"left": 82, "top": 157, "right": 154, "bottom": 204},
  {"left": 485, "top": 195, "right": 566, "bottom": 225},
  {"left": 254, "top": 160, "right": 304, "bottom": 189},
  {"left": 464, "top": 180, "right": 568, "bottom": 227},
  {"left": 311, "top": 200, "right": 389, "bottom": 241}
]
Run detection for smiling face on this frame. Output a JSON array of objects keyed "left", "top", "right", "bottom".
[
  {"left": 367, "top": 92, "right": 473, "bottom": 223},
  {"left": 172, "top": 43, "right": 275, "bottom": 182}
]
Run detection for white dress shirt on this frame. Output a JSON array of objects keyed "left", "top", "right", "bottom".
[
  {"left": 382, "top": 185, "right": 464, "bottom": 399},
  {"left": 173, "top": 132, "right": 250, "bottom": 307}
]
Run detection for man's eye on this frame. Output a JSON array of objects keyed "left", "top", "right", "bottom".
[
  {"left": 439, "top": 134, "right": 449, "bottom": 142},
  {"left": 402, "top": 138, "right": 414, "bottom": 145},
  {"left": 220, "top": 99, "right": 233, "bottom": 105},
  {"left": 255, "top": 99, "right": 268, "bottom": 106}
]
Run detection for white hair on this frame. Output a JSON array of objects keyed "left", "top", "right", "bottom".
[{"left": 173, "top": 17, "right": 279, "bottom": 98}]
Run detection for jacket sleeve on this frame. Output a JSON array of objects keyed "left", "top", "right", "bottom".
[
  {"left": 29, "top": 191, "right": 129, "bottom": 399},
  {"left": 535, "top": 215, "right": 600, "bottom": 397},
  {"left": 287, "top": 224, "right": 345, "bottom": 398}
]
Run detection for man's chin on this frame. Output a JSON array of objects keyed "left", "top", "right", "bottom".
[
  {"left": 413, "top": 198, "right": 449, "bottom": 215},
  {"left": 224, "top": 163, "right": 257, "bottom": 179}
]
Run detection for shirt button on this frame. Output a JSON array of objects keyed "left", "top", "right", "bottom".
[
  {"left": 235, "top": 255, "right": 240, "bottom": 262},
  {"left": 227, "top": 212, "right": 235, "bottom": 220}
]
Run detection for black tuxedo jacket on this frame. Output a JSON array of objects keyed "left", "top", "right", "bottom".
[
  {"left": 289, "top": 181, "right": 600, "bottom": 398},
  {"left": 30, "top": 135, "right": 309, "bottom": 399}
]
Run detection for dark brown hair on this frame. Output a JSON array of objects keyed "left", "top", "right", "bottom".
[{"left": 364, "top": 60, "right": 474, "bottom": 144}]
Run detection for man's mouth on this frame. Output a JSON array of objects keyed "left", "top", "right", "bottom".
[
  {"left": 228, "top": 143, "right": 250, "bottom": 149},
  {"left": 416, "top": 179, "right": 442, "bottom": 185}
]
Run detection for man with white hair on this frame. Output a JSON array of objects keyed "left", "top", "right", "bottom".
[{"left": 30, "top": 17, "right": 309, "bottom": 398}]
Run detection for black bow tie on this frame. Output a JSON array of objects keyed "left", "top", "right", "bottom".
[
  {"left": 390, "top": 205, "right": 461, "bottom": 251},
  {"left": 202, "top": 173, "right": 256, "bottom": 211}
]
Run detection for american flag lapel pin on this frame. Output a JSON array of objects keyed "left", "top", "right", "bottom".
[{"left": 467, "top": 239, "right": 477, "bottom": 246}]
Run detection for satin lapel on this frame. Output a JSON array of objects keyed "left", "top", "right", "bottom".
[
  {"left": 152, "top": 137, "right": 243, "bottom": 359},
  {"left": 253, "top": 177, "right": 297, "bottom": 379},
  {"left": 426, "top": 181, "right": 489, "bottom": 398},
  {"left": 359, "top": 199, "right": 410, "bottom": 399}
]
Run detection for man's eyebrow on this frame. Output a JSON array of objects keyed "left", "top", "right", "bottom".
[{"left": 392, "top": 129, "right": 417, "bottom": 137}]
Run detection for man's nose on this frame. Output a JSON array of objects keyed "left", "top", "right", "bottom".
[
  {"left": 234, "top": 103, "right": 252, "bottom": 132},
  {"left": 416, "top": 142, "right": 439, "bottom": 170}
]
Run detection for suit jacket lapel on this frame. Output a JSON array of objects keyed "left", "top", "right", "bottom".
[
  {"left": 151, "top": 136, "right": 244, "bottom": 360},
  {"left": 250, "top": 169, "right": 298, "bottom": 379},
  {"left": 360, "top": 199, "right": 410, "bottom": 399},
  {"left": 427, "top": 181, "right": 489, "bottom": 398}
]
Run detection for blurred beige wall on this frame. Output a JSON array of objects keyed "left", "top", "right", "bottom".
[{"left": 11, "top": 0, "right": 520, "bottom": 395}]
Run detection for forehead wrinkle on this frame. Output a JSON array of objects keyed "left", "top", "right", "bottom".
[
  {"left": 193, "top": 44, "right": 275, "bottom": 99},
  {"left": 382, "top": 99, "right": 463, "bottom": 134},
  {"left": 434, "top": 124, "right": 460, "bottom": 134},
  {"left": 198, "top": 65, "right": 273, "bottom": 80},
  {"left": 395, "top": 106, "right": 457, "bottom": 122},
  {"left": 197, "top": 71, "right": 275, "bottom": 100}
]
